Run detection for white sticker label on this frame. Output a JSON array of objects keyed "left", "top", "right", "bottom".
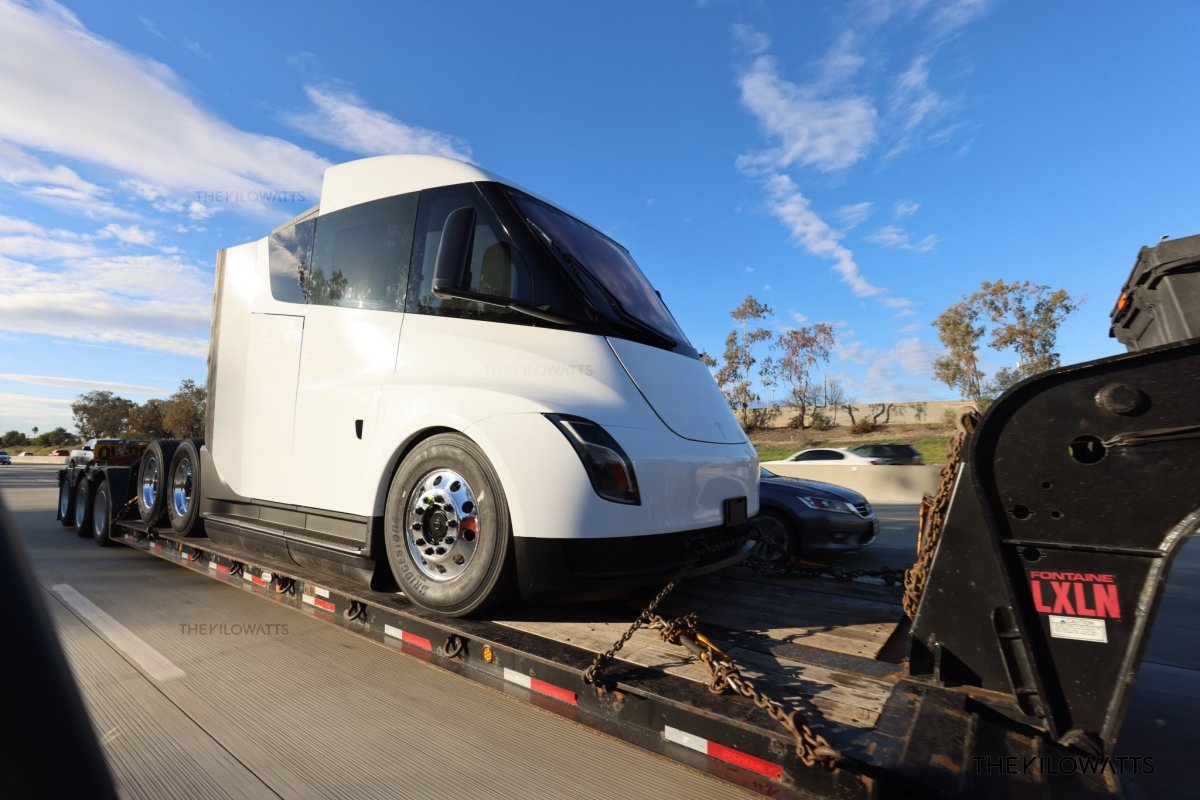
[
  {"left": 261, "top": 572, "right": 273, "bottom": 583},
  {"left": 315, "top": 587, "right": 330, "bottom": 599},
  {"left": 1049, "top": 615, "right": 1108, "bottom": 643}
]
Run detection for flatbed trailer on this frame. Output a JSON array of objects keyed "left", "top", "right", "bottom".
[{"left": 58, "top": 321, "right": 1200, "bottom": 799}]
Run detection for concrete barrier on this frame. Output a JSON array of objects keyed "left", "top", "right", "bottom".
[
  {"left": 10, "top": 456, "right": 69, "bottom": 465},
  {"left": 761, "top": 464, "right": 941, "bottom": 504}
]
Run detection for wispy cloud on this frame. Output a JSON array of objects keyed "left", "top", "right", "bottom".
[
  {"left": 98, "top": 223, "right": 155, "bottom": 246},
  {"left": 285, "top": 85, "right": 471, "bottom": 161},
  {"left": 834, "top": 201, "right": 872, "bottom": 229},
  {"left": 736, "top": 41, "right": 876, "bottom": 174},
  {"left": 893, "top": 199, "right": 920, "bottom": 219},
  {"left": 0, "top": 1, "right": 329, "bottom": 216},
  {"left": 867, "top": 224, "right": 938, "bottom": 253},
  {"left": 762, "top": 173, "right": 884, "bottom": 297},
  {"left": 0, "top": 373, "right": 168, "bottom": 394}
]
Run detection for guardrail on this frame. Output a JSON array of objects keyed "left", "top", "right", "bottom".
[{"left": 760, "top": 463, "right": 940, "bottom": 503}]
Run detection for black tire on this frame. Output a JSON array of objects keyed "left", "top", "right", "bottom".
[
  {"left": 73, "top": 479, "right": 93, "bottom": 538},
  {"left": 58, "top": 477, "right": 76, "bottom": 528},
  {"left": 92, "top": 480, "right": 114, "bottom": 546},
  {"left": 136, "top": 440, "right": 179, "bottom": 524},
  {"left": 166, "top": 440, "right": 203, "bottom": 535},
  {"left": 751, "top": 509, "right": 794, "bottom": 561},
  {"left": 384, "top": 433, "right": 514, "bottom": 617}
]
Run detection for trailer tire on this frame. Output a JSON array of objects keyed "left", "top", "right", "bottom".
[
  {"left": 73, "top": 478, "right": 93, "bottom": 537},
  {"left": 58, "top": 477, "right": 76, "bottom": 528},
  {"left": 137, "top": 440, "right": 178, "bottom": 525},
  {"left": 384, "top": 433, "right": 514, "bottom": 617},
  {"left": 166, "top": 440, "right": 203, "bottom": 535},
  {"left": 92, "top": 479, "right": 114, "bottom": 546}
]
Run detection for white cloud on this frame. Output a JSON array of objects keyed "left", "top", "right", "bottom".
[
  {"left": 0, "top": 250, "right": 211, "bottom": 357},
  {"left": 0, "top": 373, "right": 168, "bottom": 394},
  {"left": 731, "top": 23, "right": 770, "bottom": 56},
  {"left": 834, "top": 202, "right": 872, "bottom": 229},
  {"left": 930, "top": 0, "right": 994, "bottom": 39},
  {"left": 893, "top": 199, "right": 920, "bottom": 219},
  {"left": 98, "top": 223, "right": 155, "bottom": 246},
  {"left": 881, "top": 296, "right": 916, "bottom": 309},
  {"left": 834, "top": 334, "right": 939, "bottom": 400},
  {"left": 737, "top": 54, "right": 877, "bottom": 173},
  {"left": 0, "top": 234, "right": 94, "bottom": 259},
  {"left": 867, "top": 224, "right": 938, "bottom": 253},
  {"left": 789, "top": 309, "right": 808, "bottom": 324},
  {"left": 286, "top": 85, "right": 471, "bottom": 161},
  {"left": 0, "top": 2, "right": 329, "bottom": 213},
  {"left": 900, "top": 322, "right": 922, "bottom": 334},
  {"left": 762, "top": 173, "right": 884, "bottom": 297}
]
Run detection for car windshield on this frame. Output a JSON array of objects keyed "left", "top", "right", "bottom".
[{"left": 509, "top": 191, "right": 694, "bottom": 355}]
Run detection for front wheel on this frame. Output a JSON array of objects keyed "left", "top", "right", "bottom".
[
  {"left": 751, "top": 509, "right": 795, "bottom": 561},
  {"left": 384, "top": 434, "right": 514, "bottom": 617}
]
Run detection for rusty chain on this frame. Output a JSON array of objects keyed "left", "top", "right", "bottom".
[
  {"left": 901, "top": 409, "right": 979, "bottom": 619},
  {"left": 583, "top": 528, "right": 841, "bottom": 769},
  {"left": 649, "top": 612, "right": 841, "bottom": 768}
]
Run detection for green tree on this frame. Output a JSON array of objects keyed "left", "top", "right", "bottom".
[
  {"left": 932, "top": 280, "right": 1077, "bottom": 403},
  {"left": 127, "top": 398, "right": 170, "bottom": 439},
  {"left": 1, "top": 431, "right": 29, "bottom": 447},
  {"left": 71, "top": 391, "right": 135, "bottom": 438},
  {"left": 714, "top": 295, "right": 773, "bottom": 428},
  {"left": 161, "top": 379, "right": 206, "bottom": 439},
  {"left": 776, "top": 323, "right": 835, "bottom": 429},
  {"left": 35, "top": 427, "right": 74, "bottom": 447}
]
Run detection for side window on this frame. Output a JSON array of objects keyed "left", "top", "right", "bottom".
[
  {"left": 307, "top": 194, "right": 418, "bottom": 311},
  {"left": 407, "top": 186, "right": 533, "bottom": 322},
  {"left": 267, "top": 217, "right": 315, "bottom": 303}
]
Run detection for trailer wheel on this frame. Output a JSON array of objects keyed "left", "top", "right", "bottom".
[
  {"left": 137, "top": 440, "right": 178, "bottom": 525},
  {"left": 92, "top": 479, "right": 114, "bottom": 547},
  {"left": 58, "top": 477, "right": 76, "bottom": 528},
  {"left": 750, "top": 509, "right": 793, "bottom": 562},
  {"left": 384, "top": 433, "right": 514, "bottom": 616},
  {"left": 73, "top": 478, "right": 93, "bottom": 537},
  {"left": 166, "top": 440, "right": 203, "bottom": 535}
]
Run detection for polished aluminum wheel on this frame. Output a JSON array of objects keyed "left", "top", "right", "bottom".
[
  {"left": 403, "top": 469, "right": 480, "bottom": 582},
  {"left": 171, "top": 456, "right": 194, "bottom": 520},
  {"left": 140, "top": 452, "right": 160, "bottom": 512}
]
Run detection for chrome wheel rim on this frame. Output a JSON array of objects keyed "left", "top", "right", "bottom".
[
  {"left": 403, "top": 469, "right": 480, "bottom": 582},
  {"left": 140, "top": 453, "right": 159, "bottom": 511},
  {"left": 171, "top": 457, "right": 193, "bottom": 519},
  {"left": 58, "top": 482, "right": 69, "bottom": 519},
  {"left": 752, "top": 515, "right": 790, "bottom": 562}
]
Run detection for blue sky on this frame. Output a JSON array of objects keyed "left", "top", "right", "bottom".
[{"left": 2, "top": 0, "right": 1197, "bottom": 434}]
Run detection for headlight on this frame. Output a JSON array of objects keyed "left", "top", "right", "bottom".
[
  {"left": 546, "top": 414, "right": 640, "bottom": 505},
  {"left": 797, "top": 495, "right": 855, "bottom": 514}
]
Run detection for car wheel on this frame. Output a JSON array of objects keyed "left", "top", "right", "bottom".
[
  {"left": 751, "top": 509, "right": 794, "bottom": 561},
  {"left": 137, "top": 440, "right": 178, "bottom": 525},
  {"left": 384, "top": 433, "right": 514, "bottom": 617},
  {"left": 92, "top": 480, "right": 114, "bottom": 546},
  {"left": 74, "top": 479, "right": 93, "bottom": 538},
  {"left": 166, "top": 440, "right": 203, "bottom": 535},
  {"left": 58, "top": 478, "right": 76, "bottom": 528}
]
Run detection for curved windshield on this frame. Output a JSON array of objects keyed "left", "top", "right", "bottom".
[{"left": 509, "top": 191, "right": 695, "bottom": 356}]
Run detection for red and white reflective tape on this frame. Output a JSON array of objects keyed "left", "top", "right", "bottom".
[
  {"left": 207, "top": 560, "right": 229, "bottom": 574},
  {"left": 302, "top": 586, "right": 335, "bottom": 613},
  {"left": 663, "top": 725, "right": 783, "bottom": 781},
  {"left": 383, "top": 623, "right": 432, "bottom": 652},
  {"left": 244, "top": 570, "right": 271, "bottom": 588},
  {"left": 502, "top": 667, "right": 578, "bottom": 706}
]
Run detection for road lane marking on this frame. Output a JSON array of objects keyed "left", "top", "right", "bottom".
[{"left": 52, "top": 584, "right": 185, "bottom": 682}]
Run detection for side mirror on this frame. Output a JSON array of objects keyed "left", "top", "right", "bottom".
[{"left": 432, "top": 206, "right": 476, "bottom": 296}]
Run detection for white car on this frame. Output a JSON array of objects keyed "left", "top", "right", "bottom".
[
  {"left": 760, "top": 447, "right": 883, "bottom": 467},
  {"left": 68, "top": 438, "right": 121, "bottom": 468}
]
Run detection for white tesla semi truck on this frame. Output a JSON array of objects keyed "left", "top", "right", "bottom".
[{"left": 184, "top": 155, "right": 757, "bottom": 615}]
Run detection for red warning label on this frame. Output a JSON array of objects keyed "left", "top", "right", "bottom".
[{"left": 1029, "top": 571, "right": 1121, "bottom": 620}]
